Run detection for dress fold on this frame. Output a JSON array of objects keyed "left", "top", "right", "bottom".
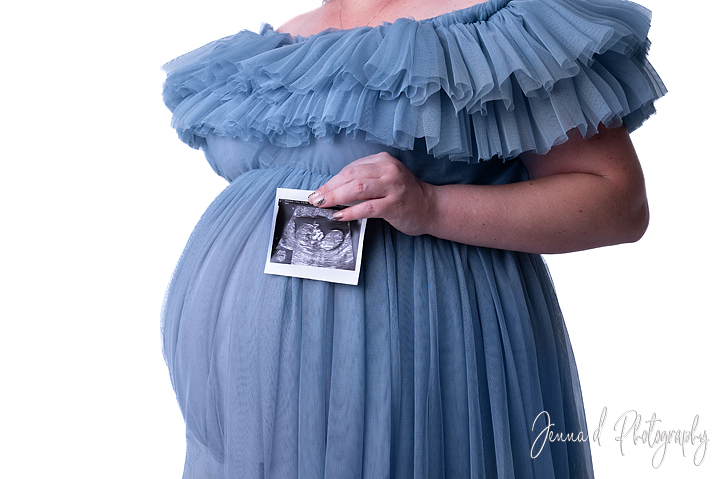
[{"left": 161, "top": 1, "right": 664, "bottom": 477}]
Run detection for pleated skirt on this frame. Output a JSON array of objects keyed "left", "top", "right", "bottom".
[{"left": 161, "top": 165, "right": 594, "bottom": 478}]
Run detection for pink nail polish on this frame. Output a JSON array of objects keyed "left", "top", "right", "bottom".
[{"left": 333, "top": 211, "right": 343, "bottom": 220}]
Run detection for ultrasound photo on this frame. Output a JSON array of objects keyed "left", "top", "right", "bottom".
[{"left": 265, "top": 189, "right": 367, "bottom": 285}]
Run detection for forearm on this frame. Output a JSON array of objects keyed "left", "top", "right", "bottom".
[
  {"left": 311, "top": 126, "right": 648, "bottom": 253},
  {"left": 422, "top": 172, "right": 649, "bottom": 254}
]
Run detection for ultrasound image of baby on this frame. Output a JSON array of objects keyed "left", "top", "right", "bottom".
[{"left": 276, "top": 206, "right": 355, "bottom": 270}]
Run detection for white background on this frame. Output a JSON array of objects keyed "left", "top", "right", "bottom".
[{"left": 0, "top": 0, "right": 716, "bottom": 477}]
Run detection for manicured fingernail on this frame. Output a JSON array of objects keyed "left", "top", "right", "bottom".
[
  {"left": 308, "top": 191, "right": 319, "bottom": 199},
  {"left": 333, "top": 211, "right": 343, "bottom": 220},
  {"left": 313, "top": 196, "right": 326, "bottom": 207}
]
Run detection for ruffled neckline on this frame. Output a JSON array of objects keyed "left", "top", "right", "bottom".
[{"left": 163, "top": 0, "right": 666, "bottom": 162}]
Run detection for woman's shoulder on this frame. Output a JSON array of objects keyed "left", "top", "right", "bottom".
[
  {"left": 277, "top": 3, "right": 332, "bottom": 37},
  {"left": 278, "top": 0, "right": 488, "bottom": 37}
]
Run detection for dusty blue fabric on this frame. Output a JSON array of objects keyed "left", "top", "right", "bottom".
[{"left": 161, "top": 0, "right": 665, "bottom": 477}]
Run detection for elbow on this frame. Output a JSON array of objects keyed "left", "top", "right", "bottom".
[
  {"left": 623, "top": 198, "right": 649, "bottom": 243},
  {"left": 614, "top": 182, "right": 649, "bottom": 245},
  {"left": 593, "top": 173, "right": 649, "bottom": 249},
  {"left": 608, "top": 153, "right": 650, "bottom": 245}
]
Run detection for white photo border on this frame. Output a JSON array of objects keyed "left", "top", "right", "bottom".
[{"left": 264, "top": 188, "right": 367, "bottom": 285}]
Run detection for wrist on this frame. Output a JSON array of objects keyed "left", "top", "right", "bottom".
[{"left": 419, "top": 182, "right": 441, "bottom": 237}]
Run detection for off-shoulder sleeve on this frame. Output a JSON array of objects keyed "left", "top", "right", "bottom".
[{"left": 162, "top": 0, "right": 666, "bottom": 162}]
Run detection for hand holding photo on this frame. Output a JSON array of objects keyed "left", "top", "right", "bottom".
[{"left": 265, "top": 188, "right": 367, "bottom": 285}]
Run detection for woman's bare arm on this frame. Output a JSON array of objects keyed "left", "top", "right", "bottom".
[{"left": 310, "top": 125, "right": 649, "bottom": 254}]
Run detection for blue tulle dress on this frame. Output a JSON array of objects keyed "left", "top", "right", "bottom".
[{"left": 161, "top": 0, "right": 665, "bottom": 477}]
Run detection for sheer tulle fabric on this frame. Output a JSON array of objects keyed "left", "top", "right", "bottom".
[
  {"left": 163, "top": 166, "right": 593, "bottom": 478},
  {"left": 161, "top": 0, "right": 665, "bottom": 477},
  {"left": 163, "top": 0, "right": 665, "bottom": 162}
]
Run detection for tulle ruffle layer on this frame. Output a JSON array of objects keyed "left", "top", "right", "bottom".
[
  {"left": 163, "top": 0, "right": 666, "bottom": 162},
  {"left": 162, "top": 166, "right": 594, "bottom": 478}
]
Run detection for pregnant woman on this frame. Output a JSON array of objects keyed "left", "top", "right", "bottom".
[{"left": 160, "top": 0, "right": 666, "bottom": 477}]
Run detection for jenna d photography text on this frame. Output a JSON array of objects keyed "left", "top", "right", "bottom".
[{"left": 531, "top": 408, "right": 709, "bottom": 468}]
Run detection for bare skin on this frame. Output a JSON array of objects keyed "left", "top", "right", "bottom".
[
  {"left": 281, "top": 0, "right": 650, "bottom": 255},
  {"left": 279, "top": 0, "right": 483, "bottom": 35}
]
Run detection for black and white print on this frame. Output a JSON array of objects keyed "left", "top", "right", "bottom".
[{"left": 265, "top": 188, "right": 367, "bottom": 284}]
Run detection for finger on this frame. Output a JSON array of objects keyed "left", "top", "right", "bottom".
[
  {"left": 308, "top": 153, "right": 398, "bottom": 203},
  {"left": 322, "top": 177, "right": 391, "bottom": 208},
  {"left": 308, "top": 163, "right": 384, "bottom": 206},
  {"left": 332, "top": 198, "right": 387, "bottom": 222}
]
